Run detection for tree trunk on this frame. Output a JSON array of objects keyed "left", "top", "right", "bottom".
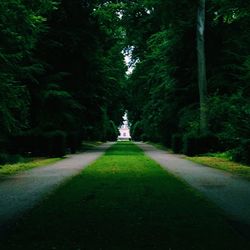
[{"left": 197, "top": 0, "right": 208, "bottom": 134}]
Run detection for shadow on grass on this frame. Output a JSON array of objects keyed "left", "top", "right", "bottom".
[{"left": 105, "top": 141, "right": 143, "bottom": 156}]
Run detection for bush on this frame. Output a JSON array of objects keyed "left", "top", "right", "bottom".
[
  {"left": 171, "top": 134, "right": 183, "bottom": 153},
  {"left": 44, "top": 130, "right": 66, "bottom": 157},
  {"left": 8, "top": 130, "right": 38, "bottom": 155},
  {"left": 131, "top": 121, "right": 143, "bottom": 141},
  {"left": 183, "top": 133, "right": 220, "bottom": 156},
  {"left": 106, "top": 121, "right": 119, "bottom": 141},
  {"left": 7, "top": 130, "right": 67, "bottom": 157},
  {"left": 231, "top": 139, "right": 250, "bottom": 165},
  {"left": 0, "top": 153, "right": 23, "bottom": 165},
  {"left": 141, "top": 134, "right": 149, "bottom": 142},
  {"left": 67, "top": 132, "right": 82, "bottom": 154},
  {"left": 161, "top": 133, "right": 172, "bottom": 147}
]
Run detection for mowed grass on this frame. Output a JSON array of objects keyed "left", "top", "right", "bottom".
[
  {"left": 187, "top": 155, "right": 250, "bottom": 181},
  {"left": 0, "top": 158, "right": 60, "bottom": 177},
  {"left": 1, "top": 142, "right": 249, "bottom": 250}
]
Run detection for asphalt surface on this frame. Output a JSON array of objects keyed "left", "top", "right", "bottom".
[
  {"left": 137, "top": 142, "right": 250, "bottom": 226},
  {"left": 0, "top": 142, "right": 113, "bottom": 227}
]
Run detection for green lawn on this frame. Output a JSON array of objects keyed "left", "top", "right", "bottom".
[
  {"left": 0, "top": 158, "right": 61, "bottom": 177},
  {"left": 1, "top": 142, "right": 249, "bottom": 249},
  {"left": 187, "top": 155, "right": 250, "bottom": 181}
]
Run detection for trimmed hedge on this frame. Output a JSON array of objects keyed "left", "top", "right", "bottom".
[
  {"left": 183, "top": 133, "right": 220, "bottom": 156},
  {"left": 171, "top": 134, "right": 183, "bottom": 153}
]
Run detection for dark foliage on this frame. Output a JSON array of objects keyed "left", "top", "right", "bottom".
[
  {"left": 1, "top": 0, "right": 250, "bottom": 162},
  {"left": 183, "top": 133, "right": 220, "bottom": 156},
  {"left": 43, "top": 130, "right": 67, "bottom": 157},
  {"left": 0, "top": 0, "right": 126, "bottom": 157},
  {"left": 232, "top": 140, "right": 250, "bottom": 165},
  {"left": 131, "top": 121, "right": 143, "bottom": 141},
  {"left": 124, "top": 0, "right": 250, "bottom": 162},
  {"left": 171, "top": 134, "right": 183, "bottom": 154},
  {"left": 106, "top": 121, "right": 119, "bottom": 141},
  {"left": 67, "top": 132, "right": 82, "bottom": 154}
]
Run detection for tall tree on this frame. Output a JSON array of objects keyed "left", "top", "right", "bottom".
[{"left": 197, "top": 0, "right": 208, "bottom": 134}]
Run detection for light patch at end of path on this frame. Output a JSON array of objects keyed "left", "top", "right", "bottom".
[
  {"left": 0, "top": 142, "right": 114, "bottom": 227},
  {"left": 136, "top": 142, "right": 250, "bottom": 226}
]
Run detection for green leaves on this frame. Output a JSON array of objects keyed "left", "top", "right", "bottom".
[
  {"left": 125, "top": 0, "right": 250, "bottom": 151},
  {"left": 0, "top": 0, "right": 56, "bottom": 137}
]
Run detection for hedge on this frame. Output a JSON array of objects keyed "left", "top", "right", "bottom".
[
  {"left": 171, "top": 134, "right": 183, "bottom": 153},
  {"left": 183, "top": 133, "right": 220, "bottom": 156}
]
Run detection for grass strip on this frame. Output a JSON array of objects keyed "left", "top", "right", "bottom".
[
  {"left": 0, "top": 158, "right": 61, "bottom": 177},
  {"left": 187, "top": 156, "right": 250, "bottom": 181},
  {"left": 1, "top": 142, "right": 249, "bottom": 250},
  {"left": 147, "top": 142, "right": 250, "bottom": 181},
  {"left": 0, "top": 141, "right": 102, "bottom": 178}
]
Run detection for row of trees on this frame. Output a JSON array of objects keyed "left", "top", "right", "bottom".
[
  {"left": 1, "top": 0, "right": 249, "bottom": 163},
  {"left": 0, "top": 0, "right": 125, "bottom": 159},
  {"left": 122, "top": 0, "right": 250, "bottom": 163}
]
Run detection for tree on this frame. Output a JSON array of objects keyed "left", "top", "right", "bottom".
[{"left": 197, "top": 0, "right": 208, "bottom": 134}]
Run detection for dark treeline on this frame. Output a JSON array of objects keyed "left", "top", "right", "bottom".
[
  {"left": 0, "top": 0, "right": 250, "bottom": 163},
  {"left": 122, "top": 0, "right": 250, "bottom": 164},
  {"left": 0, "top": 0, "right": 126, "bottom": 160}
]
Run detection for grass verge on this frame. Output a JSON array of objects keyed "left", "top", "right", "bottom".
[
  {"left": 187, "top": 155, "right": 250, "bottom": 181},
  {"left": 147, "top": 142, "right": 250, "bottom": 181},
  {"left": 0, "top": 158, "right": 61, "bottom": 177},
  {"left": 1, "top": 142, "right": 249, "bottom": 249},
  {"left": 0, "top": 141, "right": 102, "bottom": 178}
]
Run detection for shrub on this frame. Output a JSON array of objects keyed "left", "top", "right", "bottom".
[
  {"left": 231, "top": 139, "right": 250, "bottom": 165},
  {"left": 67, "top": 132, "right": 82, "bottom": 154},
  {"left": 183, "top": 134, "right": 197, "bottom": 156},
  {"left": 171, "top": 134, "right": 183, "bottom": 153},
  {"left": 8, "top": 130, "right": 39, "bottom": 155},
  {"left": 183, "top": 133, "right": 220, "bottom": 156},
  {"left": 131, "top": 121, "right": 143, "bottom": 141},
  {"left": 141, "top": 134, "right": 149, "bottom": 142},
  {"left": 106, "top": 121, "right": 119, "bottom": 141},
  {"left": 0, "top": 153, "right": 23, "bottom": 165},
  {"left": 7, "top": 129, "right": 67, "bottom": 157},
  {"left": 44, "top": 130, "right": 66, "bottom": 157},
  {"left": 161, "top": 133, "right": 172, "bottom": 147}
]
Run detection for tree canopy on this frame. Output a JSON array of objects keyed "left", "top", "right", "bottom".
[{"left": 0, "top": 0, "right": 249, "bottom": 163}]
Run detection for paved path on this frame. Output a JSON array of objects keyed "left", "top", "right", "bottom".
[
  {"left": 0, "top": 142, "right": 113, "bottom": 227},
  {"left": 137, "top": 142, "right": 250, "bottom": 226}
]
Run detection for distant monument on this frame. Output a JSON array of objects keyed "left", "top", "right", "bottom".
[{"left": 118, "top": 113, "right": 131, "bottom": 141}]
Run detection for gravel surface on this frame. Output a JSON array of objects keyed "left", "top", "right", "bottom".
[
  {"left": 0, "top": 142, "right": 113, "bottom": 227},
  {"left": 137, "top": 142, "right": 250, "bottom": 226}
]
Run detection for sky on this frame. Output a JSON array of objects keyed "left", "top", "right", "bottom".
[{"left": 122, "top": 46, "right": 138, "bottom": 75}]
